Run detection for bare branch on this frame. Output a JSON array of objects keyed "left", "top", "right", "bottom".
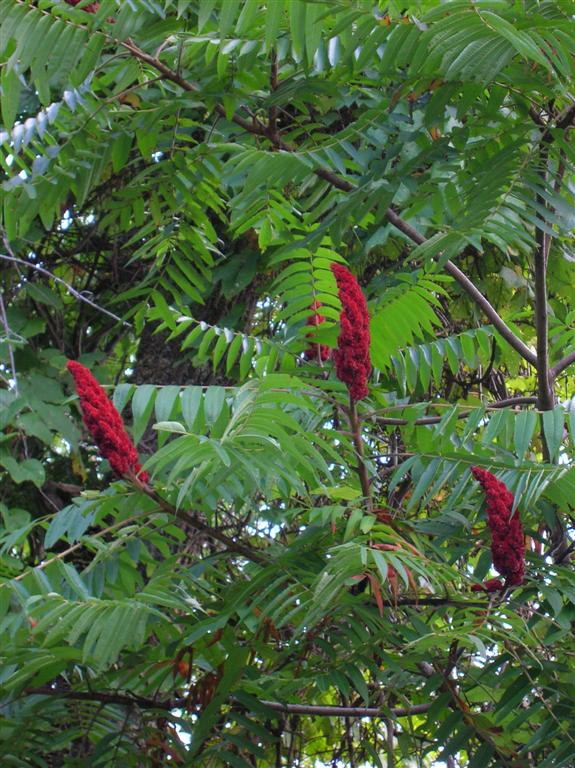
[
  {"left": 141, "top": 483, "right": 267, "bottom": 565},
  {"left": 376, "top": 396, "right": 538, "bottom": 427},
  {"left": 442, "top": 261, "right": 536, "bottom": 365},
  {"left": 0, "top": 251, "right": 130, "bottom": 327},
  {"left": 3, "top": 513, "right": 145, "bottom": 587},
  {"left": 0, "top": 289, "right": 18, "bottom": 394},
  {"left": 25, "top": 686, "right": 432, "bottom": 719},
  {"left": 533, "top": 163, "right": 555, "bottom": 417},
  {"left": 550, "top": 351, "right": 575, "bottom": 380},
  {"left": 348, "top": 396, "right": 372, "bottom": 509},
  {"left": 555, "top": 101, "right": 575, "bottom": 131},
  {"left": 261, "top": 698, "right": 432, "bottom": 721}
]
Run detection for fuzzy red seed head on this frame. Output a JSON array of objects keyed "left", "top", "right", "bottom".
[
  {"left": 303, "top": 300, "right": 331, "bottom": 362},
  {"left": 472, "top": 467, "right": 524, "bottom": 588},
  {"left": 331, "top": 263, "right": 371, "bottom": 401},
  {"left": 471, "top": 577, "right": 504, "bottom": 593},
  {"left": 65, "top": 0, "right": 100, "bottom": 12},
  {"left": 375, "top": 508, "right": 393, "bottom": 525},
  {"left": 176, "top": 660, "right": 190, "bottom": 677},
  {"left": 67, "top": 361, "right": 148, "bottom": 483}
]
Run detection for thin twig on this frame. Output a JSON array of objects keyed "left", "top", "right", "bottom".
[
  {"left": 140, "top": 483, "right": 267, "bottom": 565},
  {"left": 419, "top": 660, "right": 520, "bottom": 767},
  {"left": 342, "top": 694, "right": 356, "bottom": 768},
  {"left": 550, "top": 350, "right": 575, "bottom": 380},
  {"left": 24, "top": 686, "right": 432, "bottom": 719},
  {"left": 0, "top": 289, "right": 18, "bottom": 394},
  {"left": 348, "top": 396, "right": 372, "bottom": 509},
  {"left": 385, "top": 716, "right": 396, "bottom": 768},
  {"left": 2, "top": 512, "right": 145, "bottom": 587},
  {"left": 533, "top": 151, "right": 554, "bottom": 419},
  {"left": 376, "top": 396, "right": 538, "bottom": 427},
  {"left": 268, "top": 48, "right": 279, "bottom": 146},
  {"left": 0, "top": 252, "right": 130, "bottom": 327}
]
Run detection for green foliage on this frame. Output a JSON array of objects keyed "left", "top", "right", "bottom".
[{"left": 2, "top": 1, "right": 575, "bottom": 766}]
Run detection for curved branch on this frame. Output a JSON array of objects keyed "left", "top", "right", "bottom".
[
  {"left": 141, "top": 484, "right": 267, "bottom": 564},
  {"left": 26, "top": 686, "right": 431, "bottom": 719},
  {"left": 488, "top": 395, "right": 539, "bottom": 408},
  {"left": 121, "top": 43, "right": 537, "bottom": 368},
  {"left": 533, "top": 163, "right": 554, "bottom": 416},
  {"left": 257, "top": 699, "right": 431, "bottom": 719},
  {"left": 0, "top": 251, "right": 130, "bottom": 327},
  {"left": 550, "top": 350, "right": 575, "bottom": 380},
  {"left": 376, "top": 396, "right": 538, "bottom": 427},
  {"left": 0, "top": 289, "right": 18, "bottom": 393},
  {"left": 442, "top": 261, "right": 536, "bottom": 366},
  {"left": 348, "top": 397, "right": 372, "bottom": 507}
]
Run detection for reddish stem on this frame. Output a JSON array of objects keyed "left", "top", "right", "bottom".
[{"left": 348, "top": 396, "right": 371, "bottom": 509}]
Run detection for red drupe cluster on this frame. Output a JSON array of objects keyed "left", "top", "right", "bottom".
[
  {"left": 65, "top": 0, "right": 100, "bottom": 12},
  {"left": 471, "top": 577, "right": 504, "bottom": 593},
  {"left": 303, "top": 300, "right": 331, "bottom": 362},
  {"left": 67, "top": 361, "right": 149, "bottom": 483},
  {"left": 331, "top": 263, "right": 371, "bottom": 401},
  {"left": 471, "top": 467, "right": 525, "bottom": 589}
]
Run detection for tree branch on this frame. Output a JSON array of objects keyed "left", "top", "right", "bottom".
[
  {"left": 550, "top": 350, "right": 575, "bottom": 380},
  {"left": 418, "top": 661, "right": 521, "bottom": 767},
  {"left": 121, "top": 43, "right": 536, "bottom": 367},
  {"left": 25, "top": 686, "right": 431, "bottom": 719},
  {"left": 348, "top": 397, "right": 372, "bottom": 508},
  {"left": 533, "top": 161, "right": 554, "bottom": 418},
  {"left": 268, "top": 48, "right": 279, "bottom": 146},
  {"left": 443, "top": 261, "right": 536, "bottom": 366},
  {"left": 121, "top": 39, "right": 267, "bottom": 137},
  {"left": 259, "top": 699, "right": 431, "bottom": 720},
  {"left": 3, "top": 513, "right": 145, "bottom": 587},
  {"left": 0, "top": 287, "right": 18, "bottom": 394},
  {"left": 139, "top": 482, "right": 267, "bottom": 565},
  {"left": 0, "top": 250, "right": 130, "bottom": 328},
  {"left": 555, "top": 101, "right": 575, "bottom": 131},
  {"left": 377, "top": 396, "right": 538, "bottom": 427},
  {"left": 488, "top": 395, "right": 539, "bottom": 409}
]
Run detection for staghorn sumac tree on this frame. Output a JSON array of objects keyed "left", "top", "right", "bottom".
[{"left": 2, "top": 1, "right": 575, "bottom": 766}]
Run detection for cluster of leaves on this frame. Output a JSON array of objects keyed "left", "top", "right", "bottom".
[{"left": 2, "top": 1, "right": 575, "bottom": 766}]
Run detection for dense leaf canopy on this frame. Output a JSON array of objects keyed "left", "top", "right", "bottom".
[{"left": 2, "top": 1, "right": 575, "bottom": 765}]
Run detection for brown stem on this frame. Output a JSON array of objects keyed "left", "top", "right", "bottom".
[
  {"left": 268, "top": 49, "right": 279, "bottom": 146},
  {"left": 534, "top": 223, "right": 553, "bottom": 465},
  {"left": 4, "top": 513, "right": 145, "bottom": 586},
  {"left": 487, "top": 395, "right": 539, "bottom": 409},
  {"left": 532, "top": 141, "right": 564, "bottom": 558},
  {"left": 0, "top": 287, "right": 18, "bottom": 394},
  {"left": 348, "top": 396, "right": 372, "bottom": 508},
  {"left": 385, "top": 717, "right": 396, "bottom": 768},
  {"left": 553, "top": 100, "right": 575, "bottom": 131},
  {"left": 376, "top": 396, "right": 538, "bottom": 427},
  {"left": 136, "top": 481, "right": 267, "bottom": 564},
  {"left": 418, "top": 662, "right": 523, "bottom": 767},
  {"left": 121, "top": 40, "right": 267, "bottom": 137},
  {"left": 0, "top": 250, "right": 129, "bottom": 327},
  {"left": 541, "top": 148, "right": 570, "bottom": 382},
  {"left": 371, "top": 596, "right": 488, "bottom": 608},
  {"left": 26, "top": 686, "right": 432, "bottom": 719},
  {"left": 533, "top": 189, "right": 554, "bottom": 419},
  {"left": 550, "top": 351, "right": 575, "bottom": 379},
  {"left": 259, "top": 700, "right": 430, "bottom": 718},
  {"left": 383, "top": 210, "right": 537, "bottom": 366},
  {"left": 342, "top": 694, "right": 356, "bottom": 768}
]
